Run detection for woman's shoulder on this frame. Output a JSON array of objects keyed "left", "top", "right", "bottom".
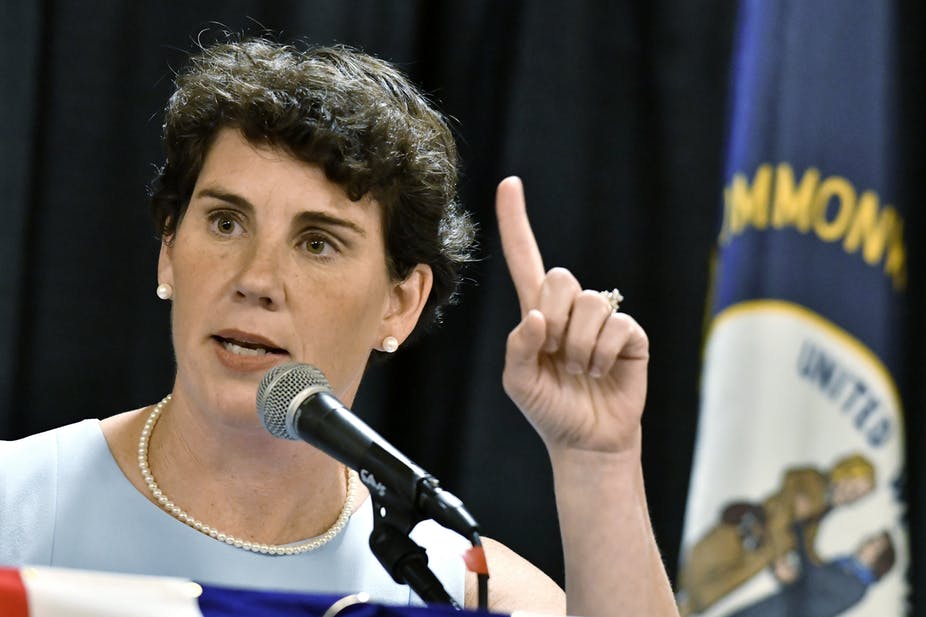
[
  {"left": 0, "top": 420, "right": 103, "bottom": 567},
  {"left": 0, "top": 420, "right": 102, "bottom": 471},
  {"left": 0, "top": 420, "right": 106, "bottom": 500}
]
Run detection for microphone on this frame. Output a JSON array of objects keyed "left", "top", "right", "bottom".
[{"left": 257, "top": 362, "right": 479, "bottom": 538}]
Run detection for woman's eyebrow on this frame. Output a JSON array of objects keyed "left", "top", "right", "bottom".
[
  {"left": 293, "top": 211, "right": 367, "bottom": 238},
  {"left": 194, "top": 188, "right": 367, "bottom": 237},
  {"left": 194, "top": 188, "right": 256, "bottom": 214}
]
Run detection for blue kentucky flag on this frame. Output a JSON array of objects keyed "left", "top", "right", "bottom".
[{"left": 678, "top": 2, "right": 908, "bottom": 616}]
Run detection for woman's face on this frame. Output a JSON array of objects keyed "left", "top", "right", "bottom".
[{"left": 159, "top": 128, "right": 431, "bottom": 424}]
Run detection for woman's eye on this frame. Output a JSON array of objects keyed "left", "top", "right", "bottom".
[
  {"left": 301, "top": 232, "right": 341, "bottom": 257},
  {"left": 307, "top": 239, "right": 327, "bottom": 254},
  {"left": 302, "top": 235, "right": 337, "bottom": 257},
  {"left": 209, "top": 213, "right": 242, "bottom": 236}
]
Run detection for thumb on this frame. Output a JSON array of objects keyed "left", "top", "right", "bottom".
[{"left": 503, "top": 309, "right": 547, "bottom": 398}]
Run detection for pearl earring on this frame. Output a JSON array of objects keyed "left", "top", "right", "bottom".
[
  {"left": 156, "top": 283, "right": 173, "bottom": 300},
  {"left": 382, "top": 336, "right": 399, "bottom": 353}
]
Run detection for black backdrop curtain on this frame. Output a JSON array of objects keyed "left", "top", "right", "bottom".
[{"left": 2, "top": 0, "right": 925, "bottom": 610}]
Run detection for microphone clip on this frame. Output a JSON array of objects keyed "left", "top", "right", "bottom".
[{"left": 368, "top": 494, "right": 461, "bottom": 609}]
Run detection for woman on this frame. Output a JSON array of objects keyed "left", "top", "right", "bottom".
[{"left": 0, "top": 40, "right": 677, "bottom": 616}]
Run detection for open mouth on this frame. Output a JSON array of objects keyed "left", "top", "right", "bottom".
[{"left": 213, "top": 335, "right": 288, "bottom": 357}]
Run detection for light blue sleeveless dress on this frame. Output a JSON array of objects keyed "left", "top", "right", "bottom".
[{"left": 0, "top": 420, "right": 467, "bottom": 605}]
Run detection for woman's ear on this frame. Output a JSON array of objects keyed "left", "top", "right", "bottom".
[{"left": 377, "top": 264, "right": 433, "bottom": 350}]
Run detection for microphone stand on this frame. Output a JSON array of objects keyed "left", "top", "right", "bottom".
[{"left": 368, "top": 496, "right": 461, "bottom": 609}]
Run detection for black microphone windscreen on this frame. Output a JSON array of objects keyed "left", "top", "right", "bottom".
[{"left": 257, "top": 362, "right": 331, "bottom": 440}]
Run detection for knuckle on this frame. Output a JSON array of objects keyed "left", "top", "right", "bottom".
[
  {"left": 637, "top": 327, "right": 650, "bottom": 349},
  {"left": 544, "top": 267, "right": 579, "bottom": 290},
  {"left": 610, "top": 311, "right": 635, "bottom": 329},
  {"left": 613, "top": 314, "right": 650, "bottom": 350},
  {"left": 608, "top": 312, "right": 632, "bottom": 328},
  {"left": 578, "top": 289, "right": 609, "bottom": 310}
]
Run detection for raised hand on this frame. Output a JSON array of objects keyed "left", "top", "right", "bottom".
[{"left": 496, "top": 177, "right": 649, "bottom": 455}]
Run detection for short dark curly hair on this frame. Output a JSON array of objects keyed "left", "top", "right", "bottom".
[{"left": 149, "top": 38, "right": 476, "bottom": 353}]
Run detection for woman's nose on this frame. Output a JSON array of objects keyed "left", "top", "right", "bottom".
[{"left": 233, "top": 240, "right": 285, "bottom": 309}]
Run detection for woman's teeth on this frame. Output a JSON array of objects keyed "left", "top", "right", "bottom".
[{"left": 222, "top": 341, "right": 270, "bottom": 356}]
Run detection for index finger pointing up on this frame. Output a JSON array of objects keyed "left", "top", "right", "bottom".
[{"left": 496, "top": 176, "right": 545, "bottom": 317}]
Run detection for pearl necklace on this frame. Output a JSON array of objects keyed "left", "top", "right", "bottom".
[{"left": 138, "top": 395, "right": 358, "bottom": 555}]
